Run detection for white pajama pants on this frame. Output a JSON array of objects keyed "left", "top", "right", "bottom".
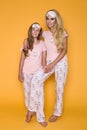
[
  {"left": 23, "top": 71, "right": 46, "bottom": 122},
  {"left": 23, "top": 73, "right": 33, "bottom": 110},
  {"left": 29, "top": 57, "right": 68, "bottom": 122}
]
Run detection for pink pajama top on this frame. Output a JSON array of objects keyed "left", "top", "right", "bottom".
[
  {"left": 21, "top": 41, "right": 46, "bottom": 74},
  {"left": 42, "top": 30, "right": 68, "bottom": 62}
]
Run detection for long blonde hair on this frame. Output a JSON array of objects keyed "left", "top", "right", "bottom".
[{"left": 45, "top": 9, "right": 65, "bottom": 52}]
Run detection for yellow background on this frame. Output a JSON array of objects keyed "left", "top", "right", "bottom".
[{"left": 0, "top": 0, "right": 87, "bottom": 130}]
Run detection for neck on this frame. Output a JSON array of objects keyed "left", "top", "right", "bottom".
[
  {"left": 49, "top": 27, "right": 54, "bottom": 34},
  {"left": 33, "top": 38, "right": 39, "bottom": 45}
]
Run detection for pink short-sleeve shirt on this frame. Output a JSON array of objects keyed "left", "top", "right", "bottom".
[
  {"left": 43, "top": 30, "right": 68, "bottom": 61},
  {"left": 21, "top": 41, "right": 46, "bottom": 74}
]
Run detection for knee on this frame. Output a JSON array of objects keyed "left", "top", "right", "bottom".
[{"left": 31, "top": 76, "right": 42, "bottom": 86}]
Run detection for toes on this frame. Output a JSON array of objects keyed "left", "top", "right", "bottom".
[
  {"left": 40, "top": 122, "right": 48, "bottom": 127},
  {"left": 48, "top": 115, "right": 58, "bottom": 122}
]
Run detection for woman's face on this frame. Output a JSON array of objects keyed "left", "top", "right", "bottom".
[
  {"left": 46, "top": 16, "right": 56, "bottom": 28},
  {"left": 32, "top": 27, "right": 40, "bottom": 38}
]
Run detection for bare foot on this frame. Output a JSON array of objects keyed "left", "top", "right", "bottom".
[
  {"left": 25, "top": 111, "right": 35, "bottom": 123},
  {"left": 39, "top": 122, "right": 48, "bottom": 127},
  {"left": 48, "top": 115, "right": 58, "bottom": 122}
]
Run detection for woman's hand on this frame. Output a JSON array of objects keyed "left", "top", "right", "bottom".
[
  {"left": 18, "top": 72, "right": 24, "bottom": 82},
  {"left": 44, "top": 62, "right": 55, "bottom": 73}
]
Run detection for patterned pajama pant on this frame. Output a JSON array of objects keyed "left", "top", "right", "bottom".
[
  {"left": 28, "top": 58, "right": 68, "bottom": 122},
  {"left": 23, "top": 73, "right": 33, "bottom": 110}
]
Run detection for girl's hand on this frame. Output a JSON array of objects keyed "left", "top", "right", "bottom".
[
  {"left": 43, "top": 66, "right": 48, "bottom": 73},
  {"left": 44, "top": 62, "right": 55, "bottom": 73},
  {"left": 18, "top": 72, "right": 24, "bottom": 82}
]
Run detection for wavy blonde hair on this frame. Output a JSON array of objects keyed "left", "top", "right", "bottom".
[{"left": 45, "top": 9, "right": 65, "bottom": 52}]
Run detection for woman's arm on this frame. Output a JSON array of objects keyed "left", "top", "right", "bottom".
[
  {"left": 46, "top": 37, "right": 68, "bottom": 72},
  {"left": 42, "top": 50, "right": 47, "bottom": 72}
]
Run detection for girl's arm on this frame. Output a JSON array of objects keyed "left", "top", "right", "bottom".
[
  {"left": 18, "top": 40, "right": 28, "bottom": 82},
  {"left": 18, "top": 51, "right": 26, "bottom": 82},
  {"left": 46, "top": 37, "right": 68, "bottom": 72}
]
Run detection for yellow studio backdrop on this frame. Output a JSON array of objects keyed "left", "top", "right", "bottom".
[{"left": 0, "top": 0, "right": 87, "bottom": 130}]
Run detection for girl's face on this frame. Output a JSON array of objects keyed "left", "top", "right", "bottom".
[
  {"left": 46, "top": 16, "right": 56, "bottom": 28},
  {"left": 32, "top": 27, "right": 40, "bottom": 38}
]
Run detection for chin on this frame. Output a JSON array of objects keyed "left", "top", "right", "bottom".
[
  {"left": 33, "top": 35, "right": 38, "bottom": 38},
  {"left": 48, "top": 25, "right": 53, "bottom": 28}
]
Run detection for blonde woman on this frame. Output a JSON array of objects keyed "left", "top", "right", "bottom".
[{"left": 29, "top": 9, "right": 68, "bottom": 125}]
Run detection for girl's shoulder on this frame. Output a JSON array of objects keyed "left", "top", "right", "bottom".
[
  {"left": 39, "top": 40, "right": 45, "bottom": 45},
  {"left": 39, "top": 40, "right": 46, "bottom": 48},
  {"left": 23, "top": 39, "right": 28, "bottom": 47},
  {"left": 23, "top": 39, "right": 30, "bottom": 50},
  {"left": 20, "top": 39, "right": 29, "bottom": 51},
  {"left": 38, "top": 40, "right": 47, "bottom": 51}
]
